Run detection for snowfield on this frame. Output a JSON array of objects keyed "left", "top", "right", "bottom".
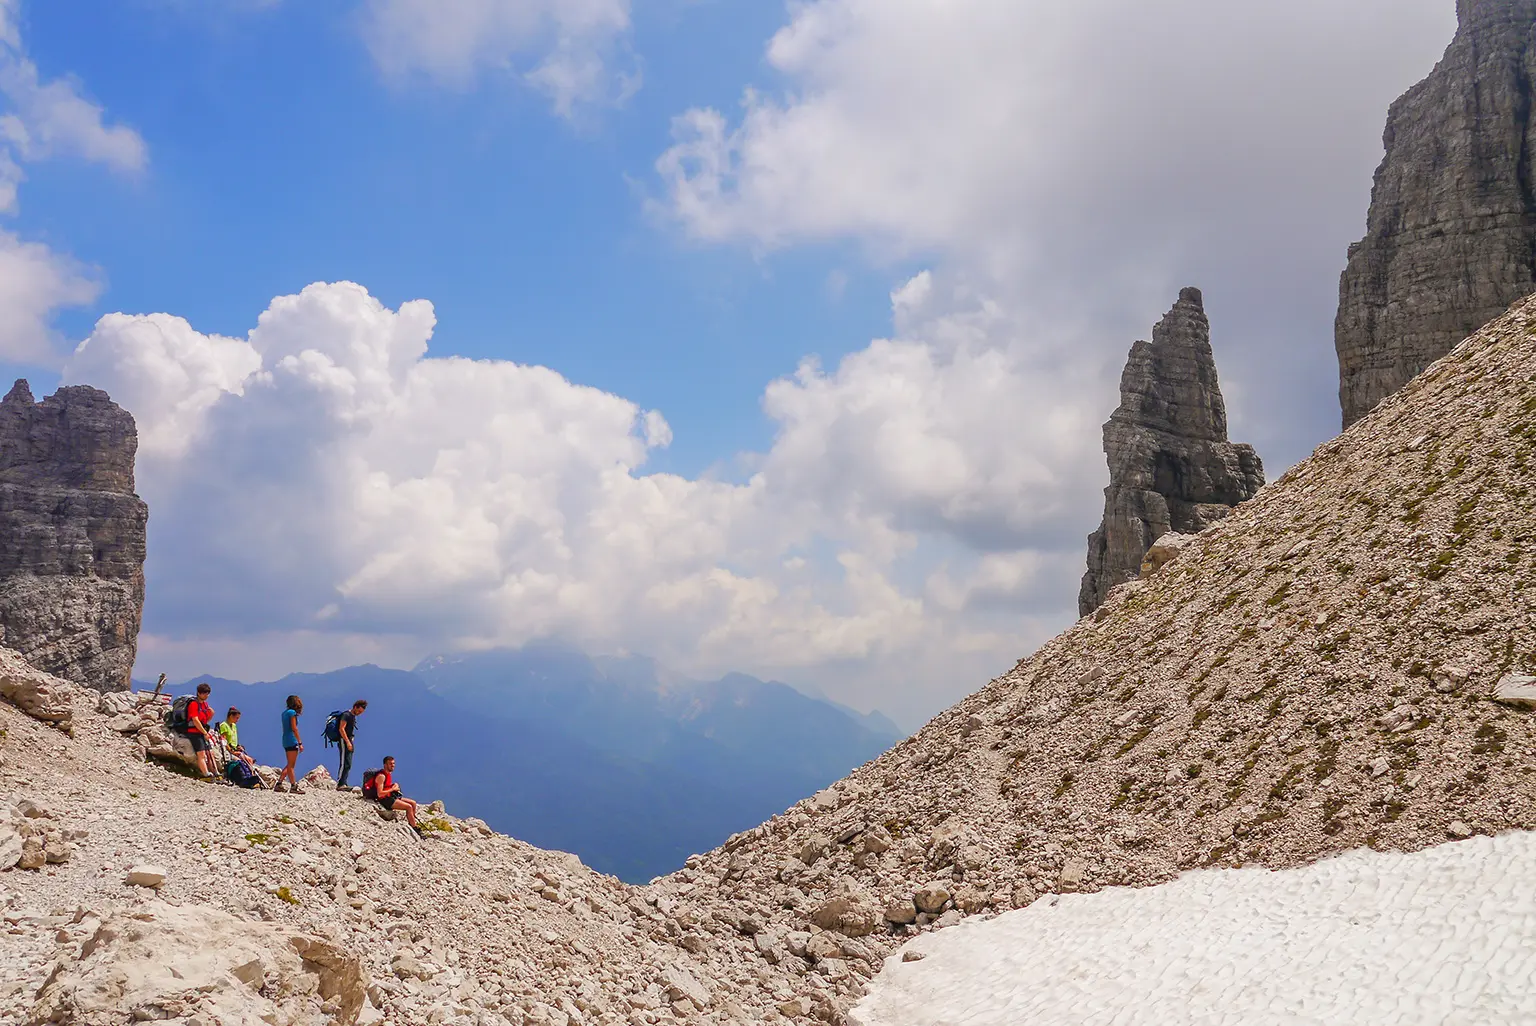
[{"left": 851, "top": 833, "right": 1536, "bottom": 1026}]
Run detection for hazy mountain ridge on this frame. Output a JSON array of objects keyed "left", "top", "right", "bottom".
[{"left": 159, "top": 646, "right": 899, "bottom": 881}]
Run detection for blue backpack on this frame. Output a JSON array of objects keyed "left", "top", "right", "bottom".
[
  {"left": 224, "top": 759, "right": 260, "bottom": 789},
  {"left": 323, "top": 710, "right": 346, "bottom": 746}
]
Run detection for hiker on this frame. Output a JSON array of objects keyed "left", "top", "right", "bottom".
[
  {"left": 186, "top": 683, "right": 217, "bottom": 780},
  {"left": 326, "top": 700, "right": 367, "bottom": 791},
  {"left": 277, "top": 694, "right": 305, "bottom": 794},
  {"left": 363, "top": 756, "right": 420, "bottom": 830},
  {"left": 217, "top": 707, "right": 257, "bottom": 770}
]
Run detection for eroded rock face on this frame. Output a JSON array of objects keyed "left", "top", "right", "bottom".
[
  {"left": 1336, "top": 0, "right": 1536, "bottom": 428},
  {"left": 0, "top": 380, "right": 147, "bottom": 691},
  {"left": 1079, "top": 288, "right": 1264, "bottom": 615}
]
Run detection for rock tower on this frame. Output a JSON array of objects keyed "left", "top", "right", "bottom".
[
  {"left": 1079, "top": 288, "right": 1264, "bottom": 616},
  {"left": 0, "top": 380, "right": 147, "bottom": 691},
  {"left": 1335, "top": 0, "right": 1536, "bottom": 428}
]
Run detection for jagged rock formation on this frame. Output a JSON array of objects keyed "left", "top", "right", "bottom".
[
  {"left": 1079, "top": 288, "right": 1264, "bottom": 615},
  {"left": 0, "top": 380, "right": 147, "bottom": 691},
  {"left": 9, "top": 297, "right": 1536, "bottom": 1022},
  {"left": 1336, "top": 0, "right": 1536, "bottom": 428}
]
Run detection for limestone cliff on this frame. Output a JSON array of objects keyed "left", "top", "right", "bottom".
[
  {"left": 1079, "top": 288, "right": 1264, "bottom": 615},
  {"left": 1336, "top": 0, "right": 1536, "bottom": 428},
  {"left": 0, "top": 380, "right": 147, "bottom": 691}
]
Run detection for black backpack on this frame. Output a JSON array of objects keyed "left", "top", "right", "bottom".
[
  {"left": 163, "top": 696, "right": 193, "bottom": 735},
  {"left": 224, "top": 759, "right": 260, "bottom": 789},
  {"left": 362, "top": 768, "right": 383, "bottom": 799}
]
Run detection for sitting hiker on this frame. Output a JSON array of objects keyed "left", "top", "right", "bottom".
[
  {"left": 217, "top": 707, "right": 257, "bottom": 769},
  {"left": 186, "top": 683, "right": 217, "bottom": 780},
  {"left": 363, "top": 756, "right": 421, "bottom": 831}
]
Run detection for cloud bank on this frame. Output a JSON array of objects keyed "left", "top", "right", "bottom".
[{"left": 70, "top": 280, "right": 1083, "bottom": 723}]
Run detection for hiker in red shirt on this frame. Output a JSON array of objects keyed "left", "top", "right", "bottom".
[
  {"left": 363, "top": 756, "right": 421, "bottom": 832},
  {"left": 186, "top": 682, "right": 218, "bottom": 780}
]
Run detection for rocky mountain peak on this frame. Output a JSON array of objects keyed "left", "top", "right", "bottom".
[
  {"left": 0, "top": 381, "right": 147, "bottom": 691},
  {"left": 1079, "top": 289, "right": 1264, "bottom": 615},
  {"left": 1336, "top": 0, "right": 1536, "bottom": 427}
]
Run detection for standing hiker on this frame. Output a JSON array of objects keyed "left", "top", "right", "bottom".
[
  {"left": 327, "top": 700, "right": 367, "bottom": 791},
  {"left": 277, "top": 694, "right": 305, "bottom": 794},
  {"left": 186, "top": 682, "right": 217, "bottom": 780}
]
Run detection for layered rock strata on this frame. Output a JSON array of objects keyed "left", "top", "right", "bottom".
[
  {"left": 0, "top": 380, "right": 147, "bottom": 691},
  {"left": 1079, "top": 288, "right": 1264, "bottom": 615},
  {"left": 1336, "top": 0, "right": 1536, "bottom": 428}
]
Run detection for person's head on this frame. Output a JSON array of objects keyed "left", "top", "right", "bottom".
[
  {"left": 382, "top": 755, "right": 395, "bottom": 771},
  {"left": 226, "top": 707, "right": 241, "bottom": 723},
  {"left": 196, "top": 682, "right": 211, "bottom": 699},
  {"left": 351, "top": 699, "right": 367, "bottom": 715},
  {"left": 286, "top": 694, "right": 302, "bottom": 713}
]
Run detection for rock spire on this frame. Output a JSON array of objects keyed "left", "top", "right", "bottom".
[
  {"left": 1336, "top": 0, "right": 1536, "bottom": 428},
  {"left": 0, "top": 380, "right": 147, "bottom": 691},
  {"left": 1079, "top": 288, "right": 1264, "bottom": 615}
]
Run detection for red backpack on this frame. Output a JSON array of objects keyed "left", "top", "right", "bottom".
[{"left": 362, "top": 768, "right": 383, "bottom": 799}]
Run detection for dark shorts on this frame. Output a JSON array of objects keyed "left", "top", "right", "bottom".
[
  {"left": 284, "top": 745, "right": 299, "bottom": 753},
  {"left": 189, "top": 733, "right": 211, "bottom": 753},
  {"left": 379, "top": 795, "right": 398, "bottom": 810}
]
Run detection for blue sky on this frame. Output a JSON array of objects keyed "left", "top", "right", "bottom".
[
  {"left": 0, "top": 0, "right": 1457, "bottom": 726},
  {"left": 6, "top": 0, "right": 908, "bottom": 476}
]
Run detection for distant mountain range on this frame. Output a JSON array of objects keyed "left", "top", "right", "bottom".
[{"left": 155, "top": 643, "right": 900, "bottom": 882}]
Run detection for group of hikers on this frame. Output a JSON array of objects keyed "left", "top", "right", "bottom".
[{"left": 167, "top": 682, "right": 423, "bottom": 831}]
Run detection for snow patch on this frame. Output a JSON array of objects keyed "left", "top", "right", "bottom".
[{"left": 853, "top": 833, "right": 1536, "bottom": 1025}]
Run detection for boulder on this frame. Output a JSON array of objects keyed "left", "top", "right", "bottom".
[
  {"left": 137, "top": 722, "right": 198, "bottom": 767},
  {"left": 1492, "top": 674, "right": 1536, "bottom": 710},
  {"left": 913, "top": 885, "right": 951, "bottom": 915},
  {"left": 29, "top": 901, "right": 368, "bottom": 1026},
  {"left": 0, "top": 646, "right": 74, "bottom": 730},
  {"left": 303, "top": 764, "right": 335, "bottom": 786},
  {"left": 808, "top": 895, "right": 879, "bottom": 938},
  {"left": 125, "top": 865, "right": 167, "bottom": 888},
  {"left": 1140, "top": 532, "right": 1196, "bottom": 577}
]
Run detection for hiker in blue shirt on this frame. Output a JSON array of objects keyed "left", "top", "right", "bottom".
[{"left": 277, "top": 694, "right": 305, "bottom": 794}]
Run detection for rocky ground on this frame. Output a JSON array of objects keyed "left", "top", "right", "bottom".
[{"left": 6, "top": 297, "right": 1536, "bottom": 1023}]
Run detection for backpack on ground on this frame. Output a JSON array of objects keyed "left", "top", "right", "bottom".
[
  {"left": 323, "top": 710, "right": 348, "bottom": 747},
  {"left": 224, "top": 758, "right": 260, "bottom": 789},
  {"left": 163, "top": 695, "right": 193, "bottom": 735},
  {"left": 361, "top": 768, "right": 383, "bottom": 800}
]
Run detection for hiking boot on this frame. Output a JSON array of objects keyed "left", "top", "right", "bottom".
[
  {"left": 290, "top": 785, "right": 306, "bottom": 795},
  {"left": 273, "top": 782, "right": 287, "bottom": 793},
  {"left": 335, "top": 783, "right": 349, "bottom": 791}
]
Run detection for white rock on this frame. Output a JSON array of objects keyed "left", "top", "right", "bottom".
[
  {"left": 1492, "top": 674, "right": 1536, "bottom": 710},
  {"left": 125, "top": 865, "right": 167, "bottom": 888}
]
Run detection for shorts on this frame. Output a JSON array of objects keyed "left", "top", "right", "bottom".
[
  {"left": 379, "top": 795, "right": 398, "bottom": 810},
  {"left": 189, "top": 733, "right": 211, "bottom": 753},
  {"left": 284, "top": 744, "right": 299, "bottom": 753}
]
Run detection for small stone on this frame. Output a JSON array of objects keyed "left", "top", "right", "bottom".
[
  {"left": 1448, "top": 821, "right": 1473, "bottom": 840},
  {"left": 883, "top": 899, "right": 918, "bottom": 926},
  {"left": 1369, "top": 757, "right": 1391, "bottom": 779},
  {"left": 125, "top": 865, "right": 166, "bottom": 888},
  {"left": 901, "top": 950, "right": 927, "bottom": 963},
  {"left": 1059, "top": 858, "right": 1087, "bottom": 892}
]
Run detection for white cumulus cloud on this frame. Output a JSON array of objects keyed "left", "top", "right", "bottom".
[
  {"left": 68, "top": 279, "right": 1083, "bottom": 724},
  {"left": 0, "top": 0, "right": 146, "bottom": 364},
  {"left": 656, "top": 0, "right": 1458, "bottom": 464},
  {"left": 361, "top": 0, "right": 637, "bottom": 117}
]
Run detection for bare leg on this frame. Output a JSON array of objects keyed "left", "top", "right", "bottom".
[{"left": 399, "top": 797, "right": 419, "bottom": 827}]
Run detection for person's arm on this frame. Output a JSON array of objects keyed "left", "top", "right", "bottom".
[
  {"left": 294, "top": 719, "right": 303, "bottom": 749},
  {"left": 339, "top": 719, "right": 352, "bottom": 750}
]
